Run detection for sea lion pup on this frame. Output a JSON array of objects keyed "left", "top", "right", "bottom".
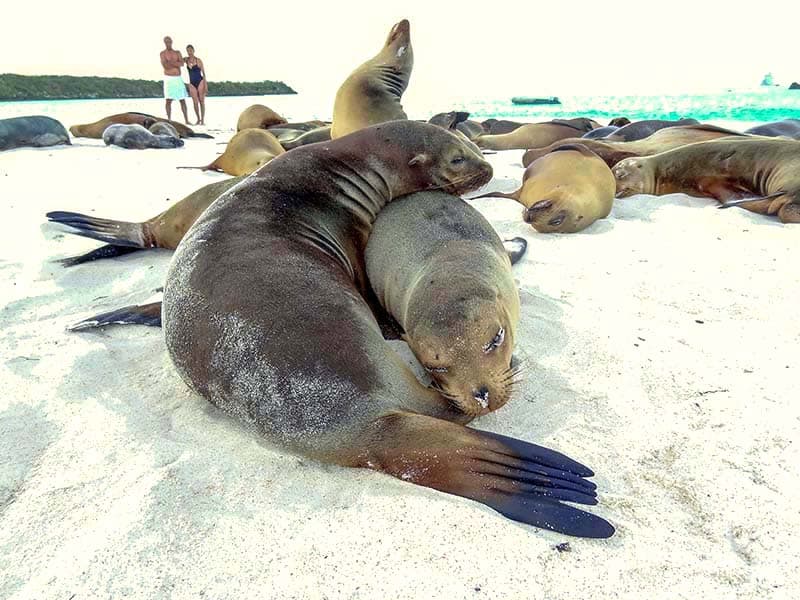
[
  {"left": 365, "top": 191, "right": 524, "bottom": 416},
  {"left": 235, "top": 104, "right": 287, "bottom": 131},
  {"left": 601, "top": 118, "right": 701, "bottom": 142},
  {"left": 613, "top": 137, "right": 800, "bottom": 223},
  {"left": 330, "top": 19, "right": 413, "bottom": 139},
  {"left": 0, "top": 115, "right": 71, "bottom": 150},
  {"left": 102, "top": 124, "right": 184, "bottom": 149},
  {"left": 69, "top": 112, "right": 212, "bottom": 139},
  {"left": 476, "top": 144, "right": 615, "bottom": 233},
  {"left": 148, "top": 121, "right": 180, "bottom": 139},
  {"left": 427, "top": 112, "right": 485, "bottom": 141},
  {"left": 163, "top": 120, "right": 614, "bottom": 538},
  {"left": 46, "top": 176, "right": 245, "bottom": 266},
  {"left": 481, "top": 119, "right": 527, "bottom": 135},
  {"left": 474, "top": 118, "right": 599, "bottom": 151},
  {"left": 522, "top": 124, "right": 746, "bottom": 168},
  {"left": 745, "top": 119, "right": 800, "bottom": 139},
  {"left": 178, "top": 128, "right": 285, "bottom": 175}
]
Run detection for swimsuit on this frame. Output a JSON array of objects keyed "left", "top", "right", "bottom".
[
  {"left": 163, "top": 75, "right": 188, "bottom": 100},
  {"left": 188, "top": 64, "right": 203, "bottom": 89}
]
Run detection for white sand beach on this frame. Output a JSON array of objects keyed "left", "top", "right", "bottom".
[{"left": 1, "top": 101, "right": 799, "bottom": 599}]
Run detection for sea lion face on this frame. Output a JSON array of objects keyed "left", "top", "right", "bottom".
[
  {"left": 383, "top": 19, "right": 411, "bottom": 60},
  {"left": 521, "top": 198, "right": 584, "bottom": 233},
  {"left": 68, "top": 125, "right": 83, "bottom": 137},
  {"left": 613, "top": 158, "right": 652, "bottom": 197},
  {"left": 409, "top": 296, "right": 516, "bottom": 417},
  {"left": 408, "top": 129, "right": 493, "bottom": 195}
]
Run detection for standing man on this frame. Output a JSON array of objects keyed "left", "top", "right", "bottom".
[{"left": 160, "top": 36, "right": 190, "bottom": 123}]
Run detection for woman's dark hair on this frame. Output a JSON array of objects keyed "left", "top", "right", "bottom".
[{"left": 186, "top": 44, "right": 195, "bottom": 50}]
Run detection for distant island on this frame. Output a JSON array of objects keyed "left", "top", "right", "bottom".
[{"left": 0, "top": 74, "right": 296, "bottom": 101}]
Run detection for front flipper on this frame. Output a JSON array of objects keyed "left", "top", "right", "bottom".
[
  {"left": 503, "top": 237, "right": 528, "bottom": 265},
  {"left": 68, "top": 301, "right": 162, "bottom": 331},
  {"left": 718, "top": 191, "right": 786, "bottom": 209},
  {"left": 57, "top": 244, "right": 142, "bottom": 267},
  {"left": 364, "top": 412, "right": 614, "bottom": 538}
]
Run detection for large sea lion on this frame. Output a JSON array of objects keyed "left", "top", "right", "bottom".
[
  {"left": 613, "top": 137, "right": 800, "bottom": 223},
  {"left": 162, "top": 120, "right": 614, "bottom": 538},
  {"left": 235, "top": 104, "right": 287, "bottom": 131},
  {"left": 474, "top": 118, "right": 600, "bottom": 151},
  {"left": 69, "top": 112, "right": 212, "bottom": 139},
  {"left": 744, "top": 119, "right": 800, "bottom": 139},
  {"left": 179, "top": 128, "right": 285, "bottom": 175},
  {"left": 47, "top": 177, "right": 245, "bottom": 266},
  {"left": 522, "top": 124, "right": 746, "bottom": 168},
  {"left": 477, "top": 144, "right": 616, "bottom": 233},
  {"left": 366, "top": 191, "right": 524, "bottom": 417},
  {"left": 102, "top": 124, "right": 184, "bottom": 149},
  {"left": 601, "top": 118, "right": 701, "bottom": 142},
  {"left": 0, "top": 116, "right": 71, "bottom": 151},
  {"left": 330, "top": 19, "right": 413, "bottom": 139}
]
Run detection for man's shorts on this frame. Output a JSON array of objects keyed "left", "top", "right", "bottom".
[{"left": 164, "top": 75, "right": 188, "bottom": 100}]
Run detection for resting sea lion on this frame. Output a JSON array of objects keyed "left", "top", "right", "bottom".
[
  {"left": 102, "top": 124, "right": 184, "bottom": 149},
  {"left": 330, "top": 19, "right": 413, "bottom": 139},
  {"left": 47, "top": 176, "right": 245, "bottom": 266},
  {"left": 608, "top": 117, "right": 631, "bottom": 127},
  {"left": 744, "top": 119, "right": 800, "bottom": 139},
  {"left": 279, "top": 125, "right": 332, "bottom": 150},
  {"left": 162, "top": 120, "right": 614, "bottom": 538},
  {"left": 366, "top": 191, "right": 525, "bottom": 416},
  {"left": 477, "top": 144, "right": 615, "bottom": 233},
  {"left": 582, "top": 126, "right": 619, "bottom": 139},
  {"left": 0, "top": 116, "right": 71, "bottom": 151},
  {"left": 236, "top": 104, "right": 287, "bottom": 131},
  {"left": 522, "top": 124, "right": 746, "bottom": 168},
  {"left": 475, "top": 118, "right": 599, "bottom": 151},
  {"left": 69, "top": 112, "right": 212, "bottom": 139},
  {"left": 601, "top": 118, "right": 701, "bottom": 142},
  {"left": 178, "top": 128, "right": 285, "bottom": 175},
  {"left": 613, "top": 137, "right": 800, "bottom": 223},
  {"left": 148, "top": 121, "right": 180, "bottom": 139}
]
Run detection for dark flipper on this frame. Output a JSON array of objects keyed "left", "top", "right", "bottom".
[
  {"left": 718, "top": 191, "right": 786, "bottom": 209},
  {"left": 188, "top": 133, "right": 214, "bottom": 139},
  {"left": 503, "top": 237, "right": 528, "bottom": 265},
  {"left": 68, "top": 302, "right": 163, "bottom": 331},
  {"left": 57, "top": 244, "right": 142, "bottom": 267},
  {"left": 366, "top": 413, "right": 615, "bottom": 538},
  {"left": 47, "top": 211, "right": 147, "bottom": 247}
]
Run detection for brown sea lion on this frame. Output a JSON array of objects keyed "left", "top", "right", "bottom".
[
  {"left": 178, "top": 128, "right": 285, "bottom": 175},
  {"left": 235, "top": 104, "right": 287, "bottom": 131},
  {"left": 608, "top": 117, "right": 631, "bottom": 127},
  {"left": 744, "top": 119, "right": 800, "bottom": 139},
  {"left": 474, "top": 118, "right": 599, "bottom": 151},
  {"left": 601, "top": 118, "right": 701, "bottom": 142},
  {"left": 365, "top": 191, "right": 524, "bottom": 417},
  {"left": 279, "top": 125, "right": 332, "bottom": 150},
  {"left": 266, "top": 120, "right": 329, "bottom": 134},
  {"left": 522, "top": 124, "right": 746, "bottom": 168},
  {"left": 69, "top": 112, "right": 212, "bottom": 139},
  {"left": 481, "top": 119, "right": 527, "bottom": 135},
  {"left": 330, "top": 19, "right": 413, "bottom": 139},
  {"left": 162, "top": 120, "right": 614, "bottom": 538},
  {"left": 46, "top": 176, "right": 245, "bottom": 266},
  {"left": 612, "top": 137, "right": 800, "bottom": 223},
  {"left": 477, "top": 144, "right": 616, "bottom": 233}
]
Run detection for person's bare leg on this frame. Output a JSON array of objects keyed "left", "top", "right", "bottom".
[
  {"left": 199, "top": 80, "right": 208, "bottom": 125},
  {"left": 165, "top": 99, "right": 173, "bottom": 120},
  {"left": 188, "top": 85, "right": 200, "bottom": 124},
  {"left": 179, "top": 99, "right": 190, "bottom": 124}
]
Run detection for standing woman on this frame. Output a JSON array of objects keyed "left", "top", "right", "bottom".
[{"left": 184, "top": 45, "right": 208, "bottom": 125}]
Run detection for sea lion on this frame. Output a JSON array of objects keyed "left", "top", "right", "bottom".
[
  {"left": 236, "top": 104, "right": 287, "bottom": 131},
  {"left": 477, "top": 144, "right": 616, "bottom": 233},
  {"left": 601, "top": 118, "right": 701, "bottom": 142},
  {"left": 582, "top": 126, "right": 619, "bottom": 139},
  {"left": 47, "top": 177, "right": 245, "bottom": 266},
  {"left": 613, "top": 136, "right": 800, "bottom": 223},
  {"left": 279, "top": 125, "right": 332, "bottom": 150},
  {"left": 178, "top": 128, "right": 285, "bottom": 175},
  {"left": 522, "top": 124, "right": 746, "bottom": 168},
  {"left": 744, "top": 119, "right": 800, "bottom": 139},
  {"left": 267, "top": 120, "right": 329, "bottom": 132},
  {"left": 481, "top": 119, "right": 527, "bottom": 135},
  {"left": 69, "top": 112, "right": 212, "bottom": 139},
  {"left": 330, "top": 19, "right": 413, "bottom": 139},
  {"left": 162, "top": 120, "right": 614, "bottom": 538},
  {"left": 365, "top": 191, "right": 524, "bottom": 416},
  {"left": 148, "top": 121, "right": 180, "bottom": 139},
  {"left": 0, "top": 115, "right": 71, "bottom": 151},
  {"left": 102, "top": 124, "right": 184, "bottom": 149},
  {"left": 608, "top": 117, "right": 631, "bottom": 127},
  {"left": 427, "top": 112, "right": 485, "bottom": 141},
  {"left": 474, "top": 118, "right": 600, "bottom": 151}
]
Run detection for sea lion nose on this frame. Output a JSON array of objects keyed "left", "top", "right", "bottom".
[{"left": 473, "top": 387, "right": 490, "bottom": 408}]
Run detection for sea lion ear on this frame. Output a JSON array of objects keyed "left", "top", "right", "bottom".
[{"left": 408, "top": 153, "right": 430, "bottom": 167}]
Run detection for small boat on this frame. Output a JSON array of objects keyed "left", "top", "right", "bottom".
[{"left": 511, "top": 96, "right": 561, "bottom": 105}]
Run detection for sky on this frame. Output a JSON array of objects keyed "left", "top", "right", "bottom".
[{"left": 3, "top": 0, "right": 800, "bottom": 104}]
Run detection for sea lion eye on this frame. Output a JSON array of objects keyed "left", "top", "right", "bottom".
[
  {"left": 450, "top": 156, "right": 466, "bottom": 165},
  {"left": 425, "top": 365, "right": 449, "bottom": 374},
  {"left": 483, "top": 327, "right": 505, "bottom": 353}
]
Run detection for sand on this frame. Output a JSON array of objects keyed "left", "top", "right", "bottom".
[{"left": 1, "top": 104, "right": 798, "bottom": 599}]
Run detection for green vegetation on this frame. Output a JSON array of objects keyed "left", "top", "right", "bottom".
[{"left": 0, "top": 74, "right": 296, "bottom": 101}]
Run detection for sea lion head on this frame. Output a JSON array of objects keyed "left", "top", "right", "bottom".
[
  {"left": 609, "top": 117, "right": 631, "bottom": 127},
  {"left": 613, "top": 157, "right": 653, "bottom": 197},
  {"left": 382, "top": 19, "right": 412, "bottom": 61},
  {"left": 407, "top": 284, "right": 518, "bottom": 417},
  {"left": 68, "top": 124, "right": 85, "bottom": 137}
]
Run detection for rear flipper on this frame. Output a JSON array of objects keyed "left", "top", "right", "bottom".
[
  {"left": 47, "top": 211, "right": 149, "bottom": 248},
  {"left": 68, "top": 301, "right": 162, "bottom": 331},
  {"left": 364, "top": 412, "right": 614, "bottom": 538},
  {"left": 503, "top": 237, "right": 528, "bottom": 265},
  {"left": 717, "top": 191, "right": 786, "bottom": 209},
  {"left": 57, "top": 244, "right": 142, "bottom": 267}
]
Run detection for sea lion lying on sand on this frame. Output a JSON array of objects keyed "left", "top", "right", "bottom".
[
  {"left": 0, "top": 116, "right": 71, "bottom": 151},
  {"left": 102, "top": 124, "right": 184, "bottom": 150},
  {"left": 69, "top": 112, "right": 212, "bottom": 139},
  {"left": 179, "top": 128, "right": 285, "bottom": 175},
  {"left": 236, "top": 104, "right": 287, "bottom": 131},
  {"left": 475, "top": 118, "right": 600, "bottom": 151},
  {"left": 744, "top": 119, "right": 800, "bottom": 139},
  {"left": 601, "top": 118, "right": 701, "bottom": 142}
]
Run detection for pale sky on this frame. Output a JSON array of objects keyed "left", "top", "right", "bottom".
[{"left": 3, "top": 0, "right": 799, "bottom": 103}]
